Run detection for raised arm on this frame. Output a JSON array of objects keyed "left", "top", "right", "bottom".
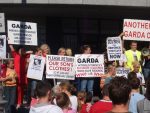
[{"left": 9, "top": 45, "right": 15, "bottom": 52}]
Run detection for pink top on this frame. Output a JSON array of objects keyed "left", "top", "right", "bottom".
[{"left": 63, "top": 108, "right": 76, "bottom": 113}]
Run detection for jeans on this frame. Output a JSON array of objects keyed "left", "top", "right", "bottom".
[
  {"left": 143, "top": 68, "right": 150, "bottom": 79},
  {"left": 80, "top": 79, "right": 94, "bottom": 94},
  {"left": 5, "top": 86, "right": 16, "bottom": 113}
]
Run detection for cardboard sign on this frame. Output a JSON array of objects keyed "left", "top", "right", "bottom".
[
  {"left": 116, "top": 67, "right": 130, "bottom": 78},
  {"left": 46, "top": 55, "right": 75, "bottom": 80},
  {"left": 0, "top": 35, "right": 6, "bottom": 58},
  {"left": 107, "top": 37, "right": 122, "bottom": 61},
  {"left": 123, "top": 19, "right": 150, "bottom": 41},
  {"left": 7, "top": 20, "right": 37, "bottom": 45},
  {"left": 27, "top": 55, "right": 45, "bottom": 80},
  {"left": 75, "top": 54, "right": 104, "bottom": 77},
  {"left": 0, "top": 13, "right": 5, "bottom": 32}
]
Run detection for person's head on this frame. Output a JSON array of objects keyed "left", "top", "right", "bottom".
[
  {"left": 77, "top": 91, "right": 86, "bottom": 102},
  {"left": 6, "top": 59, "right": 14, "bottom": 69},
  {"left": 107, "top": 64, "right": 116, "bottom": 76},
  {"left": 133, "top": 61, "right": 140, "bottom": 73},
  {"left": 100, "top": 78, "right": 105, "bottom": 89},
  {"left": 130, "top": 41, "right": 137, "bottom": 51},
  {"left": 92, "top": 96, "right": 100, "bottom": 104},
  {"left": 59, "top": 82, "right": 73, "bottom": 95},
  {"left": 56, "top": 92, "right": 71, "bottom": 110},
  {"left": 51, "top": 85, "right": 62, "bottom": 97},
  {"left": 129, "top": 77, "right": 140, "bottom": 90},
  {"left": 108, "top": 77, "right": 131, "bottom": 105},
  {"left": 35, "top": 47, "right": 43, "bottom": 56},
  {"left": 80, "top": 45, "right": 91, "bottom": 54},
  {"left": 40, "top": 44, "right": 51, "bottom": 55},
  {"left": 16, "top": 46, "right": 25, "bottom": 55},
  {"left": 66, "top": 48, "right": 72, "bottom": 56},
  {"left": 145, "top": 77, "right": 150, "bottom": 101},
  {"left": 85, "top": 92, "right": 92, "bottom": 103},
  {"left": 127, "top": 72, "right": 137, "bottom": 80},
  {"left": 35, "top": 81, "right": 52, "bottom": 102},
  {"left": 58, "top": 47, "right": 66, "bottom": 56},
  {"left": 102, "top": 84, "right": 110, "bottom": 98}
]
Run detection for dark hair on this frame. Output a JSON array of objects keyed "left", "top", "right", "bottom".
[
  {"left": 130, "top": 41, "right": 137, "bottom": 45},
  {"left": 127, "top": 72, "right": 137, "bottom": 80},
  {"left": 56, "top": 92, "right": 70, "bottom": 109},
  {"left": 35, "top": 47, "right": 42, "bottom": 53},
  {"left": 85, "top": 92, "right": 92, "bottom": 103},
  {"left": 102, "top": 84, "right": 110, "bottom": 97},
  {"left": 129, "top": 77, "right": 140, "bottom": 90},
  {"left": 5, "top": 59, "right": 14, "bottom": 66},
  {"left": 80, "top": 45, "right": 91, "bottom": 53},
  {"left": 145, "top": 77, "right": 150, "bottom": 100},
  {"left": 35, "top": 81, "right": 51, "bottom": 98},
  {"left": 108, "top": 77, "right": 131, "bottom": 105},
  {"left": 16, "top": 45, "right": 24, "bottom": 52},
  {"left": 92, "top": 96, "right": 100, "bottom": 104}
]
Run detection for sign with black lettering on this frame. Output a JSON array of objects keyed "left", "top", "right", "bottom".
[
  {"left": 107, "top": 37, "right": 122, "bottom": 61},
  {"left": 27, "top": 55, "right": 45, "bottom": 80},
  {"left": 0, "top": 35, "right": 6, "bottom": 58},
  {"left": 75, "top": 54, "right": 104, "bottom": 77},
  {"left": 116, "top": 67, "right": 130, "bottom": 78},
  {"left": 46, "top": 55, "right": 75, "bottom": 80},
  {"left": 123, "top": 19, "right": 150, "bottom": 41},
  {"left": 7, "top": 20, "right": 37, "bottom": 45},
  {"left": 0, "top": 13, "right": 5, "bottom": 32}
]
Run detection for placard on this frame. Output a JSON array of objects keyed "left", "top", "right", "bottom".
[
  {"left": 0, "top": 13, "right": 5, "bottom": 32},
  {"left": 0, "top": 35, "right": 6, "bottom": 58},
  {"left": 46, "top": 55, "right": 75, "bottom": 80},
  {"left": 7, "top": 20, "right": 37, "bottom": 45},
  {"left": 75, "top": 54, "right": 104, "bottom": 77},
  {"left": 123, "top": 19, "right": 150, "bottom": 41},
  {"left": 27, "top": 55, "right": 45, "bottom": 80},
  {"left": 107, "top": 37, "right": 122, "bottom": 61},
  {"left": 116, "top": 67, "right": 130, "bottom": 78}
]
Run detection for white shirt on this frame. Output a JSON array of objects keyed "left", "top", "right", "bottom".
[
  {"left": 70, "top": 95, "right": 78, "bottom": 111},
  {"left": 29, "top": 104, "right": 63, "bottom": 113},
  {"left": 136, "top": 72, "right": 145, "bottom": 84}
]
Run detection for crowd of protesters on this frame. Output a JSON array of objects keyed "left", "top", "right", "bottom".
[{"left": 0, "top": 34, "right": 150, "bottom": 113}]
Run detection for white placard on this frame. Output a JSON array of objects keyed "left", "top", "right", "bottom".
[
  {"left": 0, "top": 35, "right": 6, "bottom": 58},
  {"left": 46, "top": 55, "right": 75, "bottom": 80},
  {"left": 123, "top": 19, "right": 150, "bottom": 41},
  {"left": 116, "top": 67, "right": 130, "bottom": 78},
  {"left": 0, "top": 13, "right": 5, "bottom": 32},
  {"left": 7, "top": 20, "right": 37, "bottom": 45},
  {"left": 27, "top": 55, "right": 45, "bottom": 80},
  {"left": 75, "top": 54, "right": 104, "bottom": 77},
  {"left": 107, "top": 37, "right": 122, "bottom": 61}
]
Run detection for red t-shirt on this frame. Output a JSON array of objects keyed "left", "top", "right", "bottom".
[
  {"left": 11, "top": 51, "right": 29, "bottom": 85},
  {"left": 90, "top": 100, "right": 112, "bottom": 113},
  {"left": 80, "top": 103, "right": 92, "bottom": 113}
]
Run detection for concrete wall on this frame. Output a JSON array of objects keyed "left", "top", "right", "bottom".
[{"left": 0, "top": 0, "right": 150, "bottom": 7}]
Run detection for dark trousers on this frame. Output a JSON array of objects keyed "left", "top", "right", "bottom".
[{"left": 5, "top": 86, "right": 16, "bottom": 113}]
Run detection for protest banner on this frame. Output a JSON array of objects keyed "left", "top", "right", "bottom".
[
  {"left": 0, "top": 13, "right": 5, "bottom": 32},
  {"left": 116, "top": 67, "right": 130, "bottom": 78},
  {"left": 27, "top": 55, "right": 45, "bottom": 80},
  {"left": 7, "top": 20, "right": 37, "bottom": 45},
  {"left": 46, "top": 55, "right": 75, "bottom": 80},
  {"left": 75, "top": 54, "right": 104, "bottom": 77},
  {"left": 123, "top": 19, "right": 150, "bottom": 41},
  {"left": 107, "top": 37, "right": 122, "bottom": 61},
  {"left": 0, "top": 35, "right": 6, "bottom": 58}
]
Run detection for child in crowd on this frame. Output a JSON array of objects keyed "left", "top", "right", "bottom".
[
  {"left": 56, "top": 92, "right": 76, "bottom": 113},
  {"left": 59, "top": 82, "right": 78, "bottom": 111},
  {"left": 77, "top": 91, "right": 86, "bottom": 112},
  {"left": 80, "top": 92, "right": 92, "bottom": 113},
  {"left": 29, "top": 81, "right": 63, "bottom": 113},
  {"left": 0, "top": 60, "right": 17, "bottom": 113}
]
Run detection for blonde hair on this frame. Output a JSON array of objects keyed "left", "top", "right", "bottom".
[
  {"left": 58, "top": 47, "right": 66, "bottom": 55},
  {"left": 66, "top": 48, "right": 72, "bottom": 56},
  {"left": 40, "top": 44, "right": 51, "bottom": 54}
]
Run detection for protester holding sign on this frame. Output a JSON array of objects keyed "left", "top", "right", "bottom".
[
  {"left": 9, "top": 44, "right": 32, "bottom": 108},
  {"left": 40, "top": 44, "right": 51, "bottom": 57}
]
